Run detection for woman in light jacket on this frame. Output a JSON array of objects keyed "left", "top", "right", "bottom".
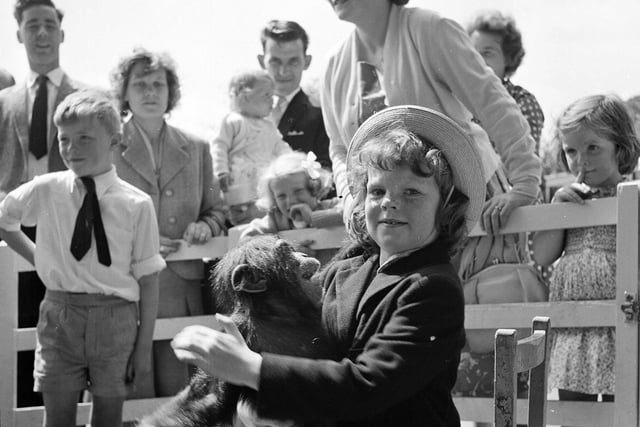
[{"left": 111, "top": 47, "right": 226, "bottom": 397}]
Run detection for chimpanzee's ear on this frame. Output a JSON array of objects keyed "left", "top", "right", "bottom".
[{"left": 231, "top": 264, "right": 268, "bottom": 293}]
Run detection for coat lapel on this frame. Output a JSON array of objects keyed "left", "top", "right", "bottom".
[
  {"left": 9, "top": 85, "right": 30, "bottom": 162},
  {"left": 336, "top": 255, "right": 376, "bottom": 343},
  {"left": 119, "top": 121, "right": 157, "bottom": 187},
  {"left": 48, "top": 74, "right": 77, "bottom": 171},
  {"left": 158, "top": 125, "right": 190, "bottom": 189},
  {"left": 278, "top": 91, "right": 308, "bottom": 135}
]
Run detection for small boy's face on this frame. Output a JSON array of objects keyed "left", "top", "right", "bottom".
[
  {"left": 365, "top": 166, "right": 440, "bottom": 262},
  {"left": 237, "top": 78, "right": 274, "bottom": 119},
  {"left": 58, "top": 117, "right": 117, "bottom": 178}
]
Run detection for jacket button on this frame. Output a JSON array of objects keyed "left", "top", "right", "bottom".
[
  {"left": 165, "top": 189, "right": 173, "bottom": 196},
  {"left": 168, "top": 217, "right": 177, "bottom": 224}
]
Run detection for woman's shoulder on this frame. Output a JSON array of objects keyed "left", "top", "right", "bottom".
[
  {"left": 166, "top": 123, "right": 209, "bottom": 148},
  {"left": 402, "top": 5, "right": 465, "bottom": 39}
]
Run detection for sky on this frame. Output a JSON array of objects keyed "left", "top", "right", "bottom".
[{"left": 1, "top": 0, "right": 638, "bottom": 145}]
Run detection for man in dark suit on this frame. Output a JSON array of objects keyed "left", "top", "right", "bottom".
[
  {"left": 258, "top": 20, "right": 331, "bottom": 169},
  {"left": 0, "top": 0, "right": 81, "bottom": 407}
]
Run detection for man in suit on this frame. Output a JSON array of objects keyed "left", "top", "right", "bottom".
[
  {"left": 258, "top": 20, "right": 331, "bottom": 169},
  {"left": 0, "top": 0, "right": 80, "bottom": 407},
  {"left": 0, "top": 0, "right": 81, "bottom": 200}
]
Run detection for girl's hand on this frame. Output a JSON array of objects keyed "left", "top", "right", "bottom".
[
  {"left": 480, "top": 191, "right": 533, "bottom": 235},
  {"left": 551, "top": 183, "right": 590, "bottom": 205},
  {"left": 289, "top": 203, "right": 313, "bottom": 228},
  {"left": 159, "top": 236, "right": 181, "bottom": 258},
  {"left": 171, "top": 314, "right": 262, "bottom": 389},
  {"left": 183, "top": 221, "right": 212, "bottom": 244}
]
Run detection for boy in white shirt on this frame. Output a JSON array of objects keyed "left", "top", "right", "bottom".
[{"left": 0, "top": 89, "right": 165, "bottom": 427}]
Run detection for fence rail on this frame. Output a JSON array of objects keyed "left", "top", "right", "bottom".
[{"left": 0, "top": 183, "right": 637, "bottom": 426}]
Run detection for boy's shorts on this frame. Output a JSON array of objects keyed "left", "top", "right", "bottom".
[{"left": 34, "top": 289, "right": 138, "bottom": 398}]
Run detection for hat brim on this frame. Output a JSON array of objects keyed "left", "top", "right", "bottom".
[{"left": 347, "top": 105, "right": 486, "bottom": 232}]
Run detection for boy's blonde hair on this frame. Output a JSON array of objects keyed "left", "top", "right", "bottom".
[
  {"left": 54, "top": 89, "right": 122, "bottom": 136},
  {"left": 256, "top": 151, "right": 333, "bottom": 211}
]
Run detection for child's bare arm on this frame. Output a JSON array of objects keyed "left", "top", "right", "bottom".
[
  {"left": 0, "top": 229, "right": 35, "bottom": 266},
  {"left": 531, "top": 183, "right": 586, "bottom": 267},
  {"left": 127, "top": 272, "right": 159, "bottom": 384}
]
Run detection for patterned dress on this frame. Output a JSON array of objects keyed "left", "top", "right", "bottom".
[
  {"left": 548, "top": 222, "right": 616, "bottom": 394},
  {"left": 503, "top": 79, "right": 545, "bottom": 153}
]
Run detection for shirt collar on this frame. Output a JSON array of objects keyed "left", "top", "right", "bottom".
[
  {"left": 275, "top": 87, "right": 301, "bottom": 105},
  {"left": 376, "top": 238, "right": 451, "bottom": 275},
  {"left": 71, "top": 166, "right": 118, "bottom": 199},
  {"left": 27, "top": 67, "right": 64, "bottom": 89}
]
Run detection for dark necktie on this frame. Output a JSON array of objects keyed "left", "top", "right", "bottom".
[
  {"left": 357, "top": 61, "right": 387, "bottom": 125},
  {"left": 29, "top": 75, "right": 48, "bottom": 159},
  {"left": 70, "top": 177, "right": 112, "bottom": 266}
]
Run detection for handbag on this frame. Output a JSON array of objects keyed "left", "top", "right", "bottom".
[{"left": 463, "top": 263, "right": 548, "bottom": 353}]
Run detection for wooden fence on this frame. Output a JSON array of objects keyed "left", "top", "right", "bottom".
[{"left": 0, "top": 182, "right": 638, "bottom": 426}]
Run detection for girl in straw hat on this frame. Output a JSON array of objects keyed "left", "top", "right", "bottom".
[{"left": 171, "top": 106, "right": 485, "bottom": 427}]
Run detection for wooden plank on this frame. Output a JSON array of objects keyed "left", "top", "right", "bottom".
[
  {"left": 13, "top": 301, "right": 617, "bottom": 351},
  {"left": 13, "top": 397, "right": 172, "bottom": 425},
  {"left": 278, "top": 226, "right": 348, "bottom": 249},
  {"left": 494, "top": 329, "right": 517, "bottom": 427},
  {"left": 614, "top": 183, "right": 639, "bottom": 427},
  {"left": 0, "top": 245, "right": 18, "bottom": 427},
  {"left": 455, "top": 398, "right": 614, "bottom": 425},
  {"left": 464, "top": 300, "right": 616, "bottom": 328},
  {"left": 15, "top": 315, "right": 222, "bottom": 351},
  {"left": 513, "top": 331, "right": 545, "bottom": 373},
  {"left": 152, "top": 315, "right": 222, "bottom": 340},
  {"left": 164, "top": 235, "right": 228, "bottom": 261},
  {"left": 469, "top": 197, "right": 617, "bottom": 236}
]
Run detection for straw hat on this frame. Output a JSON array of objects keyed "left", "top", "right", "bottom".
[{"left": 347, "top": 105, "right": 486, "bottom": 232}]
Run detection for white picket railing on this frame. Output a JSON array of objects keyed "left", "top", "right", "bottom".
[{"left": 0, "top": 182, "right": 637, "bottom": 426}]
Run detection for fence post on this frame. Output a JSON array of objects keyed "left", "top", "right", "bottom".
[
  {"left": 615, "top": 182, "right": 639, "bottom": 427},
  {"left": 0, "top": 244, "right": 18, "bottom": 426}
]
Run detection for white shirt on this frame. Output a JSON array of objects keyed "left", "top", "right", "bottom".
[
  {"left": 278, "top": 87, "right": 301, "bottom": 110},
  {"left": 0, "top": 167, "right": 166, "bottom": 301},
  {"left": 25, "top": 67, "right": 65, "bottom": 181}
]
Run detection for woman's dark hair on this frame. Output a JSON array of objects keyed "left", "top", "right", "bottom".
[
  {"left": 110, "top": 47, "right": 181, "bottom": 116},
  {"left": 467, "top": 10, "right": 525, "bottom": 78},
  {"left": 347, "top": 128, "right": 469, "bottom": 255}
]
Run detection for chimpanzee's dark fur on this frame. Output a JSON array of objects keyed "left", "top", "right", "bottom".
[{"left": 138, "top": 235, "right": 332, "bottom": 427}]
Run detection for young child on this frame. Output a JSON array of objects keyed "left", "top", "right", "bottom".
[
  {"left": 211, "top": 69, "right": 292, "bottom": 226},
  {"left": 0, "top": 90, "right": 165, "bottom": 427},
  {"left": 532, "top": 94, "right": 640, "bottom": 402},
  {"left": 171, "top": 106, "right": 487, "bottom": 426},
  {"left": 239, "top": 151, "right": 342, "bottom": 263}
]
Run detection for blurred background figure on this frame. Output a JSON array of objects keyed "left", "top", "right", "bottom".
[
  {"left": 468, "top": 9, "right": 545, "bottom": 154},
  {"left": 111, "top": 47, "right": 226, "bottom": 398},
  {"left": 0, "top": 66, "right": 15, "bottom": 90}
]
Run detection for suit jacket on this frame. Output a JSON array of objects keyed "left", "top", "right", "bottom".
[
  {"left": 0, "top": 73, "right": 80, "bottom": 195},
  {"left": 113, "top": 120, "right": 226, "bottom": 280},
  {"left": 278, "top": 90, "right": 331, "bottom": 169},
  {"left": 257, "top": 240, "right": 465, "bottom": 426}
]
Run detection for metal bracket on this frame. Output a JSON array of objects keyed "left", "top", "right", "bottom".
[{"left": 621, "top": 291, "right": 639, "bottom": 322}]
